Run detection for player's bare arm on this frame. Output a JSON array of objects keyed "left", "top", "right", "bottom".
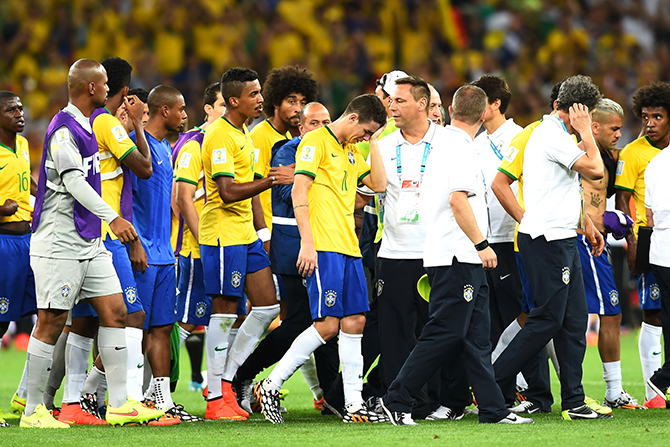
[
  {"left": 491, "top": 170, "right": 524, "bottom": 223},
  {"left": 176, "top": 180, "right": 199, "bottom": 242},
  {"left": 450, "top": 190, "right": 497, "bottom": 270},
  {"left": 121, "top": 95, "right": 152, "bottom": 179},
  {"left": 571, "top": 103, "right": 604, "bottom": 180},
  {"left": 215, "top": 174, "right": 276, "bottom": 204},
  {"left": 292, "top": 173, "right": 317, "bottom": 276},
  {"left": 360, "top": 124, "right": 387, "bottom": 193},
  {"left": 0, "top": 198, "right": 18, "bottom": 216}
]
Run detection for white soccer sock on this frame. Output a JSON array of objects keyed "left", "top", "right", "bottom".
[
  {"left": 97, "top": 326, "right": 128, "bottom": 408},
  {"left": 603, "top": 361, "right": 623, "bottom": 402},
  {"left": 639, "top": 322, "right": 663, "bottom": 400},
  {"left": 268, "top": 325, "right": 325, "bottom": 389},
  {"left": 222, "top": 304, "right": 280, "bottom": 381},
  {"left": 125, "top": 327, "right": 144, "bottom": 402},
  {"left": 25, "top": 336, "right": 54, "bottom": 416},
  {"left": 62, "top": 333, "right": 94, "bottom": 404},
  {"left": 339, "top": 331, "right": 364, "bottom": 412},
  {"left": 515, "top": 373, "right": 528, "bottom": 391},
  {"left": 97, "top": 374, "right": 107, "bottom": 409},
  {"left": 153, "top": 376, "right": 174, "bottom": 411},
  {"left": 492, "top": 319, "right": 522, "bottom": 363},
  {"left": 299, "top": 353, "right": 323, "bottom": 400},
  {"left": 178, "top": 325, "right": 190, "bottom": 348},
  {"left": 547, "top": 339, "right": 560, "bottom": 378},
  {"left": 43, "top": 330, "right": 68, "bottom": 405},
  {"left": 81, "top": 364, "right": 105, "bottom": 396},
  {"left": 206, "top": 314, "right": 236, "bottom": 400},
  {"left": 143, "top": 353, "right": 152, "bottom": 395},
  {"left": 16, "top": 359, "right": 29, "bottom": 399},
  {"left": 228, "top": 328, "right": 239, "bottom": 348}
]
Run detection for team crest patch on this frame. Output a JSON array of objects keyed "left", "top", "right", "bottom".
[
  {"left": 196, "top": 302, "right": 207, "bottom": 318},
  {"left": 61, "top": 285, "right": 71, "bottom": 299},
  {"left": 562, "top": 267, "right": 570, "bottom": 285},
  {"left": 213, "top": 148, "right": 227, "bottom": 164},
  {"left": 376, "top": 279, "right": 384, "bottom": 297},
  {"left": 609, "top": 290, "right": 619, "bottom": 306},
  {"left": 0, "top": 297, "right": 9, "bottom": 314},
  {"left": 463, "top": 284, "right": 474, "bottom": 302},
  {"left": 125, "top": 287, "right": 137, "bottom": 304},
  {"left": 300, "top": 146, "right": 316, "bottom": 162},
  {"left": 651, "top": 285, "right": 660, "bottom": 300},
  {"left": 348, "top": 151, "right": 355, "bottom": 165},
  {"left": 325, "top": 290, "right": 337, "bottom": 307},
  {"left": 231, "top": 271, "right": 242, "bottom": 288}
]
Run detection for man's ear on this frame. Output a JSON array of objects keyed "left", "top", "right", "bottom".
[
  {"left": 492, "top": 99, "right": 502, "bottom": 112},
  {"left": 161, "top": 104, "right": 170, "bottom": 118},
  {"left": 348, "top": 112, "right": 359, "bottom": 124},
  {"left": 229, "top": 97, "right": 239, "bottom": 109},
  {"left": 121, "top": 86, "right": 129, "bottom": 97},
  {"left": 88, "top": 82, "right": 96, "bottom": 96}
]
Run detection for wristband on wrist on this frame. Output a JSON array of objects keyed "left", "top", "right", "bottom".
[
  {"left": 257, "top": 227, "right": 271, "bottom": 242},
  {"left": 474, "top": 239, "right": 489, "bottom": 251}
]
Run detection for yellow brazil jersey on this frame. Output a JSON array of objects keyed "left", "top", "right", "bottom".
[
  {"left": 497, "top": 120, "right": 541, "bottom": 251},
  {"left": 294, "top": 126, "right": 371, "bottom": 257},
  {"left": 200, "top": 117, "right": 257, "bottom": 247},
  {"left": 175, "top": 135, "right": 206, "bottom": 258},
  {"left": 250, "top": 119, "right": 289, "bottom": 233},
  {"left": 615, "top": 135, "right": 663, "bottom": 237},
  {"left": 93, "top": 110, "right": 137, "bottom": 240},
  {"left": 0, "top": 135, "right": 33, "bottom": 224}
]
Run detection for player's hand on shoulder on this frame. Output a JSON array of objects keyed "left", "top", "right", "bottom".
[
  {"left": 296, "top": 245, "right": 318, "bottom": 277},
  {"left": 269, "top": 164, "right": 295, "bottom": 185},
  {"left": 0, "top": 198, "right": 19, "bottom": 216},
  {"left": 478, "top": 246, "right": 497, "bottom": 270},
  {"left": 109, "top": 217, "right": 138, "bottom": 244},
  {"left": 569, "top": 103, "right": 592, "bottom": 136}
]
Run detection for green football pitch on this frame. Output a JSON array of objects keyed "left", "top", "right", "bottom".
[{"left": 1, "top": 330, "right": 669, "bottom": 446}]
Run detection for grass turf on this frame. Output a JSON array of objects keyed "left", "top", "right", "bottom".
[{"left": 0, "top": 330, "right": 668, "bottom": 446}]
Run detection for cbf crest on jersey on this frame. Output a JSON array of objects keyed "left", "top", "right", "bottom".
[
  {"left": 562, "top": 267, "right": 570, "bottom": 285},
  {"left": 125, "top": 287, "right": 137, "bottom": 304},
  {"left": 651, "top": 285, "right": 660, "bottom": 300},
  {"left": 61, "top": 285, "right": 71, "bottom": 299},
  {"left": 231, "top": 271, "right": 242, "bottom": 288},
  {"left": 0, "top": 297, "right": 9, "bottom": 314},
  {"left": 325, "top": 289, "right": 337, "bottom": 307},
  {"left": 348, "top": 151, "right": 355, "bottom": 165},
  {"left": 463, "top": 284, "right": 474, "bottom": 302}
]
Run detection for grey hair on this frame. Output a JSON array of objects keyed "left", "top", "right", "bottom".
[
  {"left": 556, "top": 75, "right": 602, "bottom": 112},
  {"left": 592, "top": 98, "right": 624, "bottom": 123},
  {"left": 451, "top": 85, "right": 487, "bottom": 125}
]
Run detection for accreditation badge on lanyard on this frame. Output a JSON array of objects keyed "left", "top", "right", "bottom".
[{"left": 396, "top": 141, "right": 430, "bottom": 224}]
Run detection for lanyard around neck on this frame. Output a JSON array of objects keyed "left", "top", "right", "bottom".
[
  {"left": 487, "top": 135, "right": 503, "bottom": 161},
  {"left": 396, "top": 142, "right": 431, "bottom": 182}
]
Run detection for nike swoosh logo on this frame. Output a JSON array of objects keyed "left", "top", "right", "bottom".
[
  {"left": 653, "top": 351, "right": 662, "bottom": 356},
  {"left": 331, "top": 154, "right": 338, "bottom": 157},
  {"left": 214, "top": 346, "right": 227, "bottom": 352},
  {"left": 115, "top": 347, "right": 126, "bottom": 351},
  {"left": 500, "top": 274, "right": 511, "bottom": 280},
  {"left": 109, "top": 409, "right": 139, "bottom": 417},
  {"left": 157, "top": 160, "right": 163, "bottom": 165},
  {"left": 137, "top": 363, "right": 144, "bottom": 369},
  {"left": 0, "top": 164, "right": 8, "bottom": 170},
  {"left": 47, "top": 367, "right": 52, "bottom": 372}
]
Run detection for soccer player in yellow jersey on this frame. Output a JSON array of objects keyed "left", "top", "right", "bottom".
[
  {"left": 199, "top": 68, "right": 292, "bottom": 421},
  {"left": 255, "top": 94, "right": 388, "bottom": 424},
  {"left": 251, "top": 66, "right": 318, "bottom": 235},
  {"left": 615, "top": 82, "right": 670, "bottom": 408},
  {"left": 0, "top": 91, "right": 37, "bottom": 427}
]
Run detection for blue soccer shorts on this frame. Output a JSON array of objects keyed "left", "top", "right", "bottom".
[
  {"left": 577, "top": 235, "right": 621, "bottom": 315},
  {"left": 134, "top": 263, "right": 177, "bottom": 329},
  {"left": 200, "top": 238, "right": 271, "bottom": 298},
  {"left": 637, "top": 270, "right": 661, "bottom": 310},
  {"left": 0, "top": 232, "right": 36, "bottom": 322},
  {"left": 306, "top": 251, "right": 369, "bottom": 320}
]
